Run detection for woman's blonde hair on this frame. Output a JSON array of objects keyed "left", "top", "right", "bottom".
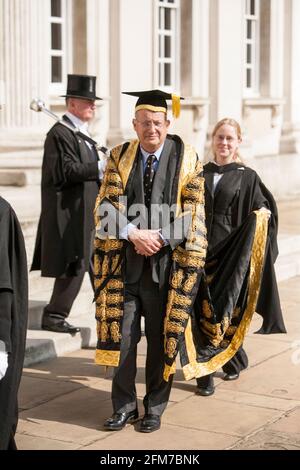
[{"left": 209, "top": 117, "right": 243, "bottom": 163}]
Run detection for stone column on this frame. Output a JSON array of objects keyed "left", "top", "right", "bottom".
[
  {"left": 85, "top": 0, "right": 110, "bottom": 146},
  {"left": 191, "top": 0, "right": 209, "bottom": 99},
  {"left": 172, "top": 0, "right": 210, "bottom": 156},
  {"left": 281, "top": 0, "right": 300, "bottom": 153},
  {"left": 269, "top": 0, "right": 284, "bottom": 99},
  {"left": 107, "top": 0, "right": 153, "bottom": 146},
  {"left": 0, "top": 0, "right": 49, "bottom": 146},
  {"left": 243, "top": 0, "right": 285, "bottom": 157},
  {"left": 72, "top": 0, "right": 87, "bottom": 74},
  {"left": 209, "top": 0, "right": 244, "bottom": 124},
  {"left": 191, "top": 0, "right": 209, "bottom": 156}
]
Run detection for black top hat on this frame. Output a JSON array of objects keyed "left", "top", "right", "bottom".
[
  {"left": 122, "top": 89, "right": 184, "bottom": 118},
  {"left": 61, "top": 74, "right": 102, "bottom": 100}
]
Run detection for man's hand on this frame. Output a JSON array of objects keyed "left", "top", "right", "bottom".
[{"left": 128, "top": 228, "right": 163, "bottom": 256}]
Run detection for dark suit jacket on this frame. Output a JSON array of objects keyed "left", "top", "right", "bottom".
[{"left": 31, "top": 115, "right": 99, "bottom": 277}]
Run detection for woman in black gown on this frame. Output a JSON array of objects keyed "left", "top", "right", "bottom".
[{"left": 195, "top": 118, "right": 285, "bottom": 396}]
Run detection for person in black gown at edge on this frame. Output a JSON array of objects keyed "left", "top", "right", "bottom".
[
  {"left": 0, "top": 142, "right": 28, "bottom": 450},
  {"left": 195, "top": 117, "right": 286, "bottom": 396}
]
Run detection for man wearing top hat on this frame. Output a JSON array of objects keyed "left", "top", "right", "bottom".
[
  {"left": 31, "top": 74, "right": 105, "bottom": 334},
  {"left": 94, "top": 90, "right": 207, "bottom": 432}
]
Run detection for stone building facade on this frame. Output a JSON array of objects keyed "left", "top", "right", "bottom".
[{"left": 1, "top": 0, "right": 300, "bottom": 197}]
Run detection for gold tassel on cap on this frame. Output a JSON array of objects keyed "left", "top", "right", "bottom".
[{"left": 172, "top": 94, "right": 181, "bottom": 118}]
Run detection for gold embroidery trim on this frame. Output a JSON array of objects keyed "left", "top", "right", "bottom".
[
  {"left": 182, "top": 210, "right": 268, "bottom": 380},
  {"left": 135, "top": 104, "right": 167, "bottom": 113},
  {"left": 96, "top": 305, "right": 107, "bottom": 320},
  {"left": 232, "top": 307, "right": 241, "bottom": 318},
  {"left": 166, "top": 337, "right": 178, "bottom": 359},
  {"left": 100, "top": 322, "right": 109, "bottom": 342},
  {"left": 176, "top": 146, "right": 201, "bottom": 213},
  {"left": 163, "top": 362, "right": 177, "bottom": 382},
  {"left": 170, "top": 309, "right": 189, "bottom": 322},
  {"left": 202, "top": 300, "right": 213, "bottom": 318},
  {"left": 93, "top": 140, "right": 143, "bottom": 368},
  {"left": 225, "top": 325, "right": 237, "bottom": 337},
  {"left": 182, "top": 273, "right": 198, "bottom": 293},
  {"left": 173, "top": 292, "right": 192, "bottom": 307},
  {"left": 172, "top": 247, "right": 206, "bottom": 268},
  {"left": 107, "top": 172, "right": 123, "bottom": 184},
  {"left": 94, "top": 238, "right": 123, "bottom": 251},
  {"left": 118, "top": 140, "right": 139, "bottom": 189},
  {"left": 108, "top": 279, "right": 123, "bottom": 289},
  {"left": 171, "top": 270, "right": 184, "bottom": 289},
  {"left": 106, "top": 293, "right": 123, "bottom": 304},
  {"left": 95, "top": 349, "right": 120, "bottom": 367},
  {"left": 166, "top": 321, "right": 185, "bottom": 334},
  {"left": 106, "top": 307, "right": 122, "bottom": 319},
  {"left": 110, "top": 321, "right": 121, "bottom": 343}
]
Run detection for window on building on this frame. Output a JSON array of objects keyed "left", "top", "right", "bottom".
[
  {"left": 156, "top": 0, "right": 180, "bottom": 91},
  {"left": 50, "top": 0, "right": 67, "bottom": 93},
  {"left": 244, "top": 0, "right": 260, "bottom": 95}
]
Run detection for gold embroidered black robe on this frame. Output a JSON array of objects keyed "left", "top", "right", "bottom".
[{"left": 93, "top": 135, "right": 207, "bottom": 379}]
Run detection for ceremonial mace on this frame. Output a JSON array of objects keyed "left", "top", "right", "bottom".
[{"left": 30, "top": 98, "right": 109, "bottom": 156}]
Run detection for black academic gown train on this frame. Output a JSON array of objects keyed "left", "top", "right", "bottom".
[
  {"left": 203, "top": 162, "right": 285, "bottom": 333},
  {"left": 188, "top": 163, "right": 285, "bottom": 380},
  {"left": 0, "top": 197, "right": 28, "bottom": 450}
]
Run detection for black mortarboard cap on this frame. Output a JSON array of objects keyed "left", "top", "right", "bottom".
[{"left": 122, "top": 89, "right": 184, "bottom": 118}]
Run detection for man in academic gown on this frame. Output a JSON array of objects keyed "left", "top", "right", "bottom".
[
  {"left": 94, "top": 90, "right": 207, "bottom": 433},
  {"left": 0, "top": 196, "right": 28, "bottom": 450}
]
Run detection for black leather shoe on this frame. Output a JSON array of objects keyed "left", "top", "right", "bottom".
[
  {"left": 195, "top": 386, "right": 215, "bottom": 396},
  {"left": 42, "top": 320, "right": 81, "bottom": 334},
  {"left": 223, "top": 372, "right": 239, "bottom": 381},
  {"left": 140, "top": 414, "right": 161, "bottom": 433},
  {"left": 104, "top": 409, "right": 139, "bottom": 431}
]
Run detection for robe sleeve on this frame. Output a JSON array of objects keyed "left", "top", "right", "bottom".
[
  {"left": 0, "top": 205, "right": 14, "bottom": 352},
  {"left": 0, "top": 292, "right": 13, "bottom": 353},
  {"left": 0, "top": 205, "right": 13, "bottom": 290},
  {"left": 240, "top": 171, "right": 285, "bottom": 333}
]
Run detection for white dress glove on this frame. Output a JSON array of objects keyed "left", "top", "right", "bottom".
[
  {"left": 98, "top": 158, "right": 108, "bottom": 180},
  {"left": 0, "top": 349, "right": 8, "bottom": 380},
  {"left": 258, "top": 207, "right": 271, "bottom": 219}
]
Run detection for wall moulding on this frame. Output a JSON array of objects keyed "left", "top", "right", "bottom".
[
  {"left": 243, "top": 97, "right": 286, "bottom": 127},
  {"left": 180, "top": 97, "right": 210, "bottom": 132}
]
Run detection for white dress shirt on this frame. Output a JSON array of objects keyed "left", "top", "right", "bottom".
[{"left": 120, "top": 143, "right": 166, "bottom": 242}]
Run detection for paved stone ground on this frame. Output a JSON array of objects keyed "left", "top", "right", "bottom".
[{"left": 15, "top": 273, "right": 300, "bottom": 451}]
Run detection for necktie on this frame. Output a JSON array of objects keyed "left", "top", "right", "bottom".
[{"left": 143, "top": 154, "right": 156, "bottom": 209}]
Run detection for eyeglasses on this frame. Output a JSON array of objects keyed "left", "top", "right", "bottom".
[
  {"left": 215, "top": 135, "right": 235, "bottom": 142},
  {"left": 135, "top": 119, "right": 165, "bottom": 129}
]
